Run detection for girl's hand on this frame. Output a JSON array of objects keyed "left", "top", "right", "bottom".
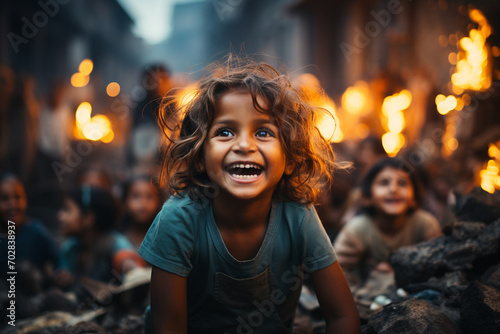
[
  {"left": 121, "top": 258, "right": 140, "bottom": 273},
  {"left": 375, "top": 261, "right": 394, "bottom": 273},
  {"left": 113, "top": 249, "right": 147, "bottom": 274},
  {"left": 311, "top": 261, "right": 361, "bottom": 334}
]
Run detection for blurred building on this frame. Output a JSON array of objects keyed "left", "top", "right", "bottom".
[
  {"left": 154, "top": 0, "right": 306, "bottom": 75},
  {"left": 1, "top": 0, "right": 499, "bottom": 194},
  {"left": 153, "top": 0, "right": 500, "bottom": 193},
  {"left": 1, "top": 0, "right": 144, "bottom": 95},
  {"left": 0, "top": 0, "right": 147, "bottom": 228}
]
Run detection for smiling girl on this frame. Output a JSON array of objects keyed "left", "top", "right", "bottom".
[
  {"left": 138, "top": 57, "right": 360, "bottom": 333},
  {"left": 334, "top": 157, "right": 442, "bottom": 286}
]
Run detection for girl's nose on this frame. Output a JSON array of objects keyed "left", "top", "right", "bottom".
[
  {"left": 388, "top": 181, "right": 398, "bottom": 192},
  {"left": 233, "top": 133, "right": 257, "bottom": 154}
]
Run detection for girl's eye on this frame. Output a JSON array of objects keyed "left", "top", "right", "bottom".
[
  {"left": 377, "top": 178, "right": 389, "bottom": 186},
  {"left": 256, "top": 128, "right": 274, "bottom": 137},
  {"left": 215, "top": 129, "right": 233, "bottom": 137},
  {"left": 398, "top": 179, "right": 409, "bottom": 187}
]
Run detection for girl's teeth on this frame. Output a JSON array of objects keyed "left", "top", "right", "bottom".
[
  {"left": 231, "top": 174, "right": 258, "bottom": 179},
  {"left": 230, "top": 163, "right": 261, "bottom": 169}
]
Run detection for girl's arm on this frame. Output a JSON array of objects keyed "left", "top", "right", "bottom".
[
  {"left": 333, "top": 227, "right": 365, "bottom": 272},
  {"left": 310, "top": 261, "right": 361, "bottom": 334},
  {"left": 151, "top": 266, "right": 188, "bottom": 333}
]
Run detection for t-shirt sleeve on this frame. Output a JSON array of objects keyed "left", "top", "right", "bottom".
[
  {"left": 301, "top": 206, "right": 337, "bottom": 272},
  {"left": 333, "top": 216, "right": 368, "bottom": 272},
  {"left": 138, "top": 197, "right": 196, "bottom": 277}
]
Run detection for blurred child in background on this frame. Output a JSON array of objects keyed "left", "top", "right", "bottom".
[
  {"left": 75, "top": 165, "right": 114, "bottom": 191},
  {"left": 0, "top": 173, "right": 60, "bottom": 276},
  {"left": 56, "top": 186, "right": 144, "bottom": 287},
  {"left": 121, "top": 175, "right": 162, "bottom": 249},
  {"left": 334, "top": 158, "right": 442, "bottom": 296}
]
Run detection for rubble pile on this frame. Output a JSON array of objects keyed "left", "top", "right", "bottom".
[
  {"left": 2, "top": 188, "right": 499, "bottom": 333},
  {"left": 0, "top": 267, "right": 150, "bottom": 333},
  {"left": 363, "top": 188, "right": 500, "bottom": 334}
]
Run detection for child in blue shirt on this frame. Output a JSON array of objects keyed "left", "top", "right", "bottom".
[
  {"left": 56, "top": 186, "right": 144, "bottom": 286},
  {"left": 139, "top": 57, "right": 360, "bottom": 333},
  {"left": 0, "top": 173, "right": 60, "bottom": 276}
]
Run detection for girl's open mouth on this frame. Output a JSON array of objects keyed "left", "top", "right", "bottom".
[
  {"left": 226, "top": 163, "right": 263, "bottom": 180},
  {"left": 385, "top": 198, "right": 403, "bottom": 204}
]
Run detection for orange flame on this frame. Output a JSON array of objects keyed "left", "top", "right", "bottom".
[
  {"left": 450, "top": 9, "right": 491, "bottom": 92},
  {"left": 74, "top": 102, "right": 114, "bottom": 142},
  {"left": 381, "top": 90, "right": 411, "bottom": 156},
  {"left": 480, "top": 142, "right": 500, "bottom": 193}
]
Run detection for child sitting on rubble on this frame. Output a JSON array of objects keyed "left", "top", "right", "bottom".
[
  {"left": 334, "top": 157, "right": 442, "bottom": 299},
  {"left": 56, "top": 186, "right": 145, "bottom": 287},
  {"left": 139, "top": 56, "right": 360, "bottom": 333}
]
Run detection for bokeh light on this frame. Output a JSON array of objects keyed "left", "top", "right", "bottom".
[
  {"left": 71, "top": 73, "right": 89, "bottom": 87},
  {"left": 106, "top": 82, "right": 121, "bottom": 97},
  {"left": 74, "top": 103, "right": 113, "bottom": 143},
  {"left": 79, "top": 59, "right": 94, "bottom": 75}
]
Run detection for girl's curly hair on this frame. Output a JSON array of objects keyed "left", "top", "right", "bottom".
[{"left": 157, "top": 55, "right": 337, "bottom": 205}]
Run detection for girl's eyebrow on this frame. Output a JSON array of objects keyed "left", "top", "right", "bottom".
[
  {"left": 212, "top": 119, "right": 236, "bottom": 126},
  {"left": 212, "top": 118, "right": 276, "bottom": 127}
]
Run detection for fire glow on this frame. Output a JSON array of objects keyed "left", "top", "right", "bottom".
[
  {"left": 437, "top": 8, "right": 494, "bottom": 158},
  {"left": 381, "top": 90, "right": 412, "bottom": 157},
  {"left": 317, "top": 102, "right": 343, "bottom": 143},
  {"left": 341, "top": 81, "right": 372, "bottom": 116},
  {"left": 480, "top": 142, "right": 500, "bottom": 194},
  {"left": 450, "top": 8, "right": 492, "bottom": 93},
  {"left": 74, "top": 102, "right": 114, "bottom": 143},
  {"left": 176, "top": 84, "right": 198, "bottom": 117},
  {"left": 293, "top": 73, "right": 343, "bottom": 143}
]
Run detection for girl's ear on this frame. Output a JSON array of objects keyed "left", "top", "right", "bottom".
[{"left": 284, "top": 161, "right": 295, "bottom": 176}]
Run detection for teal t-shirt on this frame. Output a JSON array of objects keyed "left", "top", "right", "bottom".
[{"left": 139, "top": 195, "right": 336, "bottom": 334}]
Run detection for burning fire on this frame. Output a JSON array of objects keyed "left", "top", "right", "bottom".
[
  {"left": 480, "top": 141, "right": 500, "bottom": 194},
  {"left": 437, "top": 8, "right": 494, "bottom": 157},
  {"left": 450, "top": 8, "right": 492, "bottom": 93},
  {"left": 74, "top": 102, "right": 114, "bottom": 143},
  {"left": 381, "top": 90, "right": 412, "bottom": 157}
]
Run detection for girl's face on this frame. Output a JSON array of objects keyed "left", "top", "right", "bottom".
[
  {"left": 125, "top": 180, "right": 160, "bottom": 224},
  {"left": 370, "top": 167, "right": 416, "bottom": 216},
  {"left": 58, "top": 198, "right": 85, "bottom": 236},
  {"left": 203, "top": 91, "right": 293, "bottom": 201},
  {"left": 0, "top": 178, "right": 27, "bottom": 225}
]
